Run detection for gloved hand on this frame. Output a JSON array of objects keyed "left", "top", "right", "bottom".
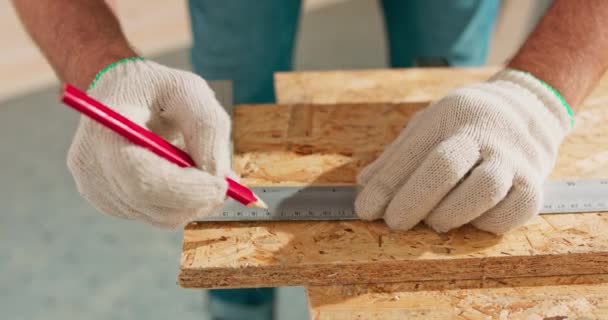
[
  {"left": 67, "top": 59, "right": 233, "bottom": 229},
  {"left": 355, "top": 69, "right": 572, "bottom": 234}
]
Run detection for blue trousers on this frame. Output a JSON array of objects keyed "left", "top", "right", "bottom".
[{"left": 188, "top": 0, "right": 499, "bottom": 318}]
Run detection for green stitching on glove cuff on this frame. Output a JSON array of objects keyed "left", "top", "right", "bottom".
[
  {"left": 507, "top": 68, "right": 575, "bottom": 126},
  {"left": 89, "top": 57, "right": 145, "bottom": 90}
]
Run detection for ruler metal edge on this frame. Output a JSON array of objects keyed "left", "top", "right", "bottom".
[{"left": 199, "top": 179, "right": 608, "bottom": 221}]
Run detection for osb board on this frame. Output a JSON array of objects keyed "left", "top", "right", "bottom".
[
  {"left": 274, "top": 67, "right": 499, "bottom": 104},
  {"left": 307, "top": 275, "right": 608, "bottom": 320},
  {"left": 179, "top": 68, "right": 608, "bottom": 288},
  {"left": 179, "top": 96, "right": 608, "bottom": 288},
  {"left": 231, "top": 102, "right": 427, "bottom": 186}
]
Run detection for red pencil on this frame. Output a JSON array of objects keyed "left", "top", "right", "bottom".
[{"left": 60, "top": 84, "right": 267, "bottom": 209}]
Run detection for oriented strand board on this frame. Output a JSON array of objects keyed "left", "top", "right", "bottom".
[
  {"left": 281, "top": 68, "right": 608, "bottom": 319},
  {"left": 180, "top": 216, "right": 608, "bottom": 288},
  {"left": 232, "top": 103, "right": 427, "bottom": 186},
  {"left": 307, "top": 275, "right": 608, "bottom": 320},
  {"left": 180, "top": 68, "right": 608, "bottom": 289},
  {"left": 274, "top": 67, "right": 499, "bottom": 104},
  {"left": 273, "top": 66, "right": 608, "bottom": 181},
  {"left": 179, "top": 97, "right": 608, "bottom": 289}
]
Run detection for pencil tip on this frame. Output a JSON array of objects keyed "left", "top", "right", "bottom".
[{"left": 247, "top": 197, "right": 268, "bottom": 209}]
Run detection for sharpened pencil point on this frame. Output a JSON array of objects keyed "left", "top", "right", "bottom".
[{"left": 247, "top": 196, "right": 268, "bottom": 209}]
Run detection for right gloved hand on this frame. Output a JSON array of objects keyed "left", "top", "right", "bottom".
[{"left": 67, "top": 59, "right": 233, "bottom": 229}]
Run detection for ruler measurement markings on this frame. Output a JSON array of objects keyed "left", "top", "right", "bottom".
[{"left": 202, "top": 180, "right": 608, "bottom": 221}]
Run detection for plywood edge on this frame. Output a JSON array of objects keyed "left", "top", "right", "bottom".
[
  {"left": 179, "top": 212, "right": 608, "bottom": 289},
  {"left": 178, "top": 241, "right": 608, "bottom": 288}
]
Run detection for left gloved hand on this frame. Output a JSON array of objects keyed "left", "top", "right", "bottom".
[{"left": 355, "top": 69, "right": 572, "bottom": 234}]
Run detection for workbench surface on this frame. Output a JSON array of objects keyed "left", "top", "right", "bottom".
[{"left": 179, "top": 68, "right": 608, "bottom": 318}]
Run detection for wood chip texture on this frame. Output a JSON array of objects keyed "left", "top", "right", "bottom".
[{"left": 179, "top": 68, "right": 608, "bottom": 292}]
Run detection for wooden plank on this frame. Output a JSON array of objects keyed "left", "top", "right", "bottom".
[
  {"left": 179, "top": 68, "right": 608, "bottom": 289},
  {"left": 180, "top": 217, "right": 608, "bottom": 288},
  {"left": 306, "top": 275, "right": 608, "bottom": 320},
  {"left": 274, "top": 67, "right": 499, "bottom": 104},
  {"left": 179, "top": 101, "right": 608, "bottom": 288},
  {"left": 283, "top": 67, "right": 608, "bottom": 319},
  {"left": 232, "top": 102, "right": 427, "bottom": 186}
]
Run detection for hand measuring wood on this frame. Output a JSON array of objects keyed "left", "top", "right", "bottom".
[
  {"left": 203, "top": 81, "right": 608, "bottom": 222},
  {"left": 180, "top": 67, "right": 608, "bottom": 303}
]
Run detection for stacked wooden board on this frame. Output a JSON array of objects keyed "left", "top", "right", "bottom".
[
  {"left": 306, "top": 275, "right": 608, "bottom": 319},
  {"left": 180, "top": 67, "right": 608, "bottom": 319}
]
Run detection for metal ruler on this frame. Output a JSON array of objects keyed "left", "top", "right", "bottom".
[{"left": 201, "top": 179, "right": 608, "bottom": 221}]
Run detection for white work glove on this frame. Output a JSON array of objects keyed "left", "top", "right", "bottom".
[
  {"left": 67, "top": 59, "right": 232, "bottom": 229},
  {"left": 355, "top": 69, "right": 572, "bottom": 234}
]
